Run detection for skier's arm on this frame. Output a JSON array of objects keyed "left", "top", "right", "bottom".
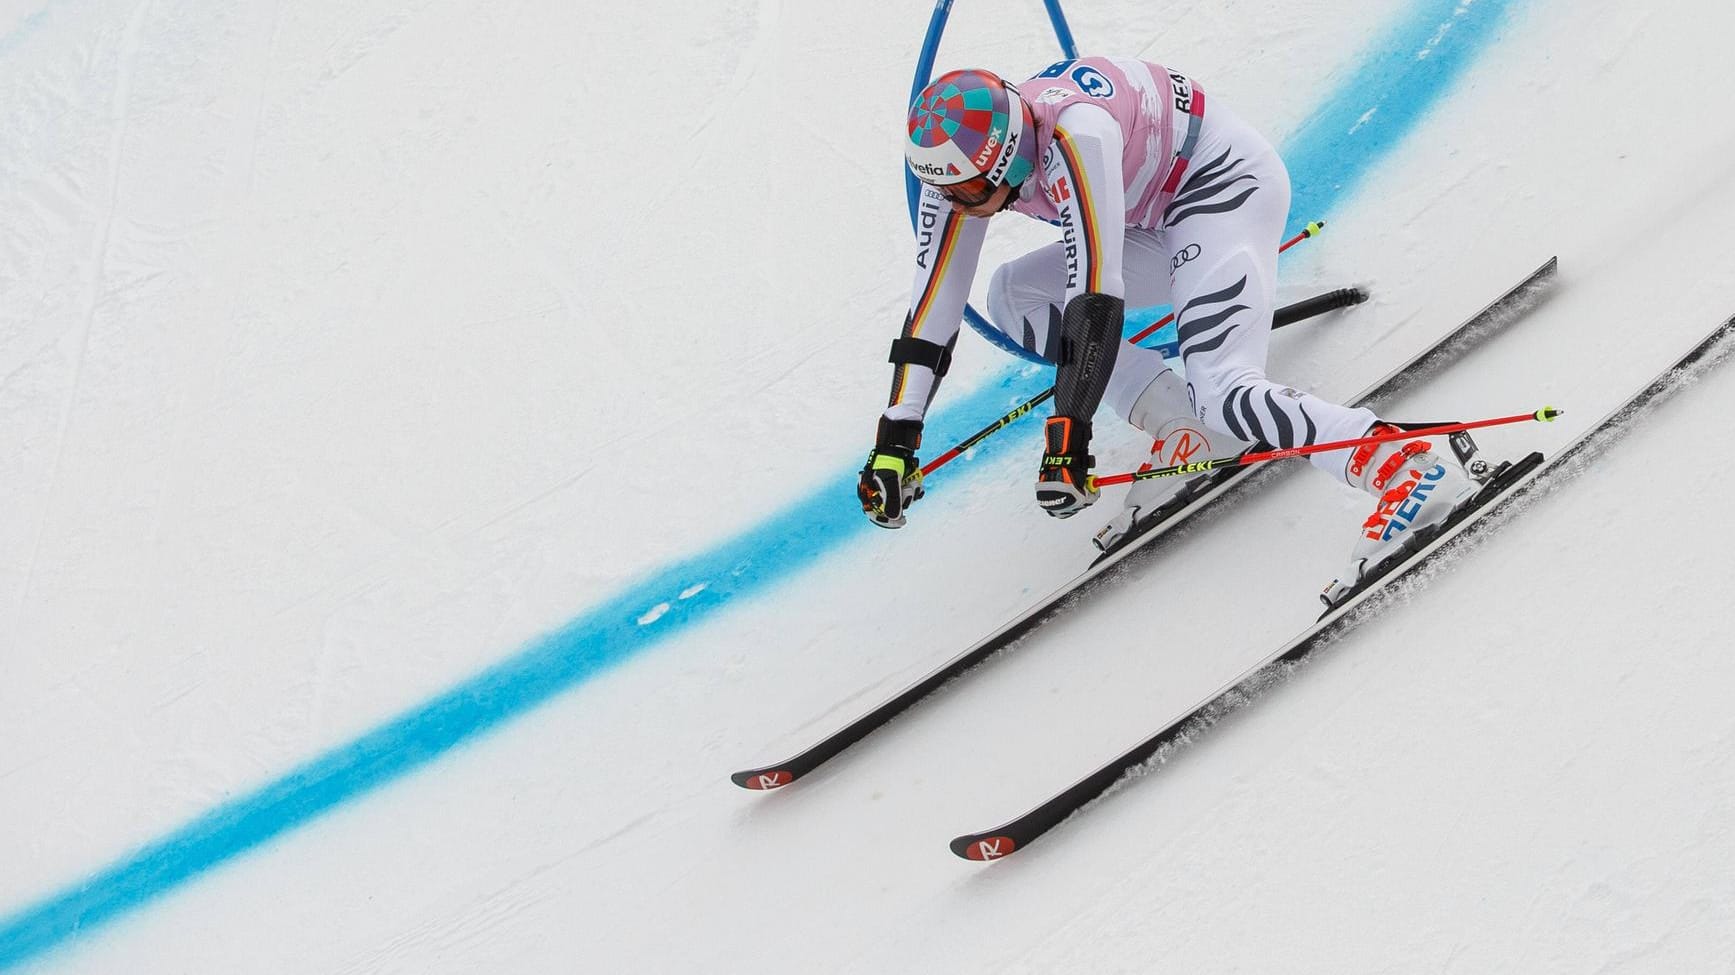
[
  {"left": 1043, "top": 103, "right": 1127, "bottom": 422},
  {"left": 859, "top": 185, "right": 990, "bottom": 529},
  {"left": 882, "top": 184, "right": 989, "bottom": 423},
  {"left": 1033, "top": 104, "right": 1128, "bottom": 518}
]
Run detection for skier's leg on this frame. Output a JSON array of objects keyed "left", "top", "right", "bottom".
[
  {"left": 1170, "top": 103, "right": 1480, "bottom": 590},
  {"left": 984, "top": 230, "right": 1182, "bottom": 429},
  {"left": 1163, "top": 104, "right": 1377, "bottom": 484},
  {"left": 1072, "top": 231, "right": 1252, "bottom": 548},
  {"left": 1108, "top": 229, "right": 1249, "bottom": 462},
  {"left": 984, "top": 233, "right": 1239, "bottom": 549}
]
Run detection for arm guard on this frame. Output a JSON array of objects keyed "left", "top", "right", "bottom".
[
  {"left": 1053, "top": 290, "right": 1124, "bottom": 419},
  {"left": 885, "top": 325, "right": 959, "bottom": 419}
]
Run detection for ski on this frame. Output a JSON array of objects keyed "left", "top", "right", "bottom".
[
  {"left": 732, "top": 257, "right": 1558, "bottom": 792},
  {"left": 950, "top": 311, "right": 1735, "bottom": 861},
  {"left": 1093, "top": 257, "right": 1554, "bottom": 563}
]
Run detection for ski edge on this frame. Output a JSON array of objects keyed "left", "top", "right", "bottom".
[
  {"left": 945, "top": 455, "right": 1549, "bottom": 861},
  {"left": 1090, "top": 255, "right": 1559, "bottom": 565},
  {"left": 730, "top": 257, "right": 1559, "bottom": 792},
  {"left": 948, "top": 311, "right": 1735, "bottom": 861}
]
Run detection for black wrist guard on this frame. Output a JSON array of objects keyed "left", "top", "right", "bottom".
[{"left": 875, "top": 415, "right": 923, "bottom": 453}]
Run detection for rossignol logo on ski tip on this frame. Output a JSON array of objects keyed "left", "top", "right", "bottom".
[
  {"left": 1363, "top": 464, "right": 1445, "bottom": 542},
  {"left": 967, "top": 836, "right": 1016, "bottom": 860},
  {"left": 744, "top": 771, "right": 792, "bottom": 790}
]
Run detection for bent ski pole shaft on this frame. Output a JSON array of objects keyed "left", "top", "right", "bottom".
[{"left": 1093, "top": 408, "right": 1565, "bottom": 488}]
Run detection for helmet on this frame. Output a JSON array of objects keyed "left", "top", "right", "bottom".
[{"left": 905, "top": 69, "right": 1038, "bottom": 204}]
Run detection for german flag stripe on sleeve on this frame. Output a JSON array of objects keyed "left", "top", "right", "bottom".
[
  {"left": 909, "top": 210, "right": 964, "bottom": 338},
  {"left": 1053, "top": 128, "right": 1103, "bottom": 293},
  {"left": 889, "top": 363, "right": 908, "bottom": 406}
]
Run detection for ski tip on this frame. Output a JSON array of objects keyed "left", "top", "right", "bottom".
[
  {"left": 950, "top": 833, "right": 1018, "bottom": 862},
  {"left": 731, "top": 768, "right": 795, "bottom": 791}
]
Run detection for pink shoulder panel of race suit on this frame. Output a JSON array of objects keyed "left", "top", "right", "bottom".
[{"left": 1009, "top": 56, "right": 1204, "bottom": 229}]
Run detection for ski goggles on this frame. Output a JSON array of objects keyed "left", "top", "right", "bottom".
[{"left": 934, "top": 174, "right": 997, "bottom": 207}]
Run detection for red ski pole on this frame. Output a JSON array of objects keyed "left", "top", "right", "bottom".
[{"left": 1092, "top": 408, "right": 1564, "bottom": 489}]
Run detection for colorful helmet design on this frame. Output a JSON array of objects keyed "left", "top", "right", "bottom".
[{"left": 905, "top": 69, "right": 1038, "bottom": 190}]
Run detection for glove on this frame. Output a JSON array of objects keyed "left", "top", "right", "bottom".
[
  {"left": 1035, "top": 415, "right": 1098, "bottom": 518},
  {"left": 858, "top": 417, "right": 925, "bottom": 529}
]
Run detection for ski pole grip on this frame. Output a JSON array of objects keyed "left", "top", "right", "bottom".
[{"left": 1273, "top": 287, "right": 1367, "bottom": 328}]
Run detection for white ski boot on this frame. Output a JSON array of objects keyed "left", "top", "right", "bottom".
[
  {"left": 1093, "top": 371, "right": 1253, "bottom": 552},
  {"left": 1320, "top": 424, "right": 1484, "bottom": 607}
]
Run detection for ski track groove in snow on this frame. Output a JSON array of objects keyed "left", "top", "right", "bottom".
[{"left": 14, "top": 0, "right": 151, "bottom": 618}]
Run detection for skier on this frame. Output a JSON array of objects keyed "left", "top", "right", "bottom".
[{"left": 855, "top": 58, "right": 1480, "bottom": 596}]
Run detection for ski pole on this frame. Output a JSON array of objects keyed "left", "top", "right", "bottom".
[
  {"left": 1127, "top": 220, "right": 1328, "bottom": 345},
  {"left": 1280, "top": 220, "right": 1327, "bottom": 255},
  {"left": 921, "top": 389, "right": 1054, "bottom": 475},
  {"left": 923, "top": 222, "right": 1338, "bottom": 477},
  {"left": 919, "top": 285, "right": 1359, "bottom": 476},
  {"left": 1092, "top": 408, "right": 1565, "bottom": 489}
]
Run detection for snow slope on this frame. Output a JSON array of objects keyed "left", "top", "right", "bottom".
[{"left": 3, "top": 0, "right": 1734, "bottom": 971}]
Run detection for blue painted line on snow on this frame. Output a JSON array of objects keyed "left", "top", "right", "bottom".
[
  {"left": 0, "top": 0, "right": 1527, "bottom": 967},
  {"left": 0, "top": 6, "right": 52, "bottom": 58},
  {"left": 1282, "top": 0, "right": 1522, "bottom": 230}
]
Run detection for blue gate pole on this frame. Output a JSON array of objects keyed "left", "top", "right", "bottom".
[
  {"left": 904, "top": 1, "right": 957, "bottom": 226},
  {"left": 1042, "top": 0, "right": 1080, "bottom": 58}
]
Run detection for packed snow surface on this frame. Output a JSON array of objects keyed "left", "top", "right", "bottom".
[{"left": 3, "top": 0, "right": 1734, "bottom": 971}]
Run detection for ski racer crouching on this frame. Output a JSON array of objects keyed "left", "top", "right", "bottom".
[{"left": 856, "top": 58, "right": 1477, "bottom": 599}]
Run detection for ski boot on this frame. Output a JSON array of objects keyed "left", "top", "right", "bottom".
[
  {"left": 1320, "top": 423, "right": 1490, "bottom": 608},
  {"left": 1093, "top": 370, "right": 1253, "bottom": 553}
]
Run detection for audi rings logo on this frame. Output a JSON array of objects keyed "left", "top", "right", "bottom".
[{"left": 1171, "top": 244, "right": 1202, "bottom": 271}]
